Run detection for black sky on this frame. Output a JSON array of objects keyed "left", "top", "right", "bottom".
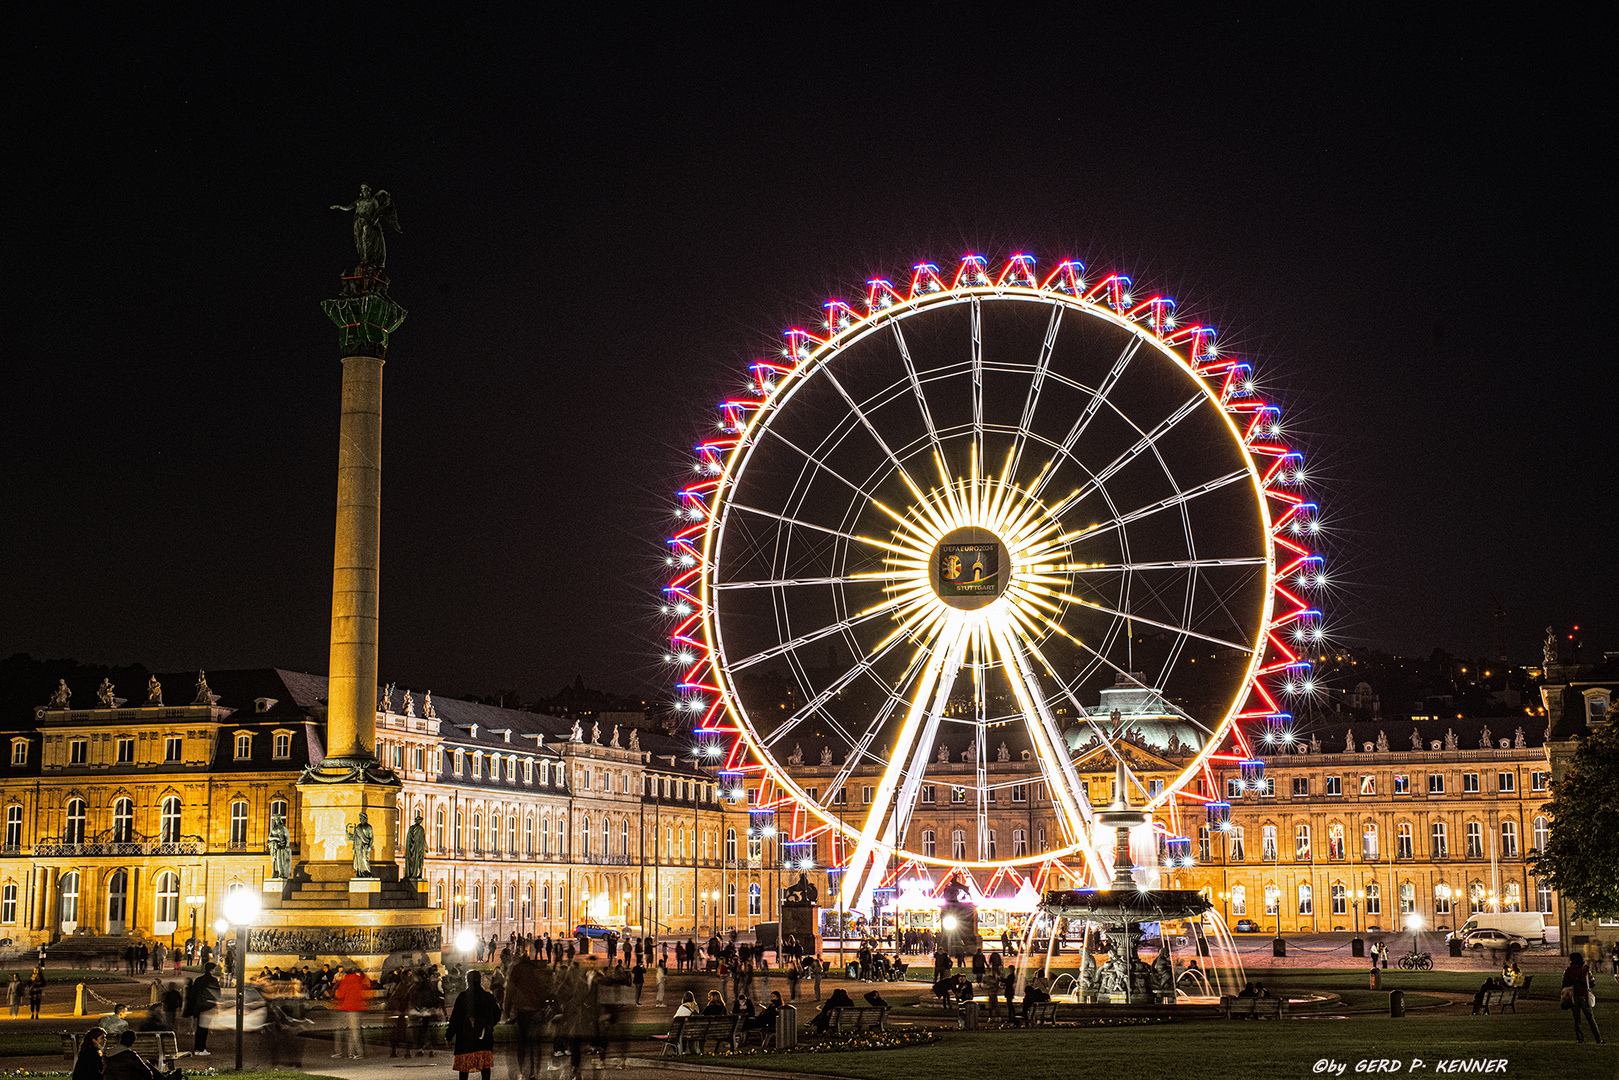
[{"left": 2, "top": 11, "right": 1612, "bottom": 700}]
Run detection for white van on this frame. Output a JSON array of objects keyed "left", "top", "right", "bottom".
[{"left": 1454, "top": 912, "right": 1548, "bottom": 944}]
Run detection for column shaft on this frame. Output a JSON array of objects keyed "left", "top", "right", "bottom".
[{"left": 326, "top": 355, "right": 385, "bottom": 761}]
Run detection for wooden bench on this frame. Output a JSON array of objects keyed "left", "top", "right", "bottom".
[
  {"left": 1219, "top": 995, "right": 1285, "bottom": 1020},
  {"left": 825, "top": 1005, "right": 888, "bottom": 1033},
  {"left": 1023, "top": 1001, "right": 1060, "bottom": 1028},
  {"left": 657, "top": 1014, "right": 743, "bottom": 1055},
  {"left": 62, "top": 1031, "right": 180, "bottom": 1070},
  {"left": 1480, "top": 978, "right": 1530, "bottom": 1014}
]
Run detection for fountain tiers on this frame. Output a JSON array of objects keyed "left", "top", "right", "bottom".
[{"left": 1039, "top": 888, "right": 1212, "bottom": 1005}]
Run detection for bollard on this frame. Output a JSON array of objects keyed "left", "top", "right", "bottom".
[
  {"left": 958, "top": 1000, "right": 979, "bottom": 1029},
  {"left": 1448, "top": 939, "right": 1463, "bottom": 958},
  {"left": 1389, "top": 989, "right": 1404, "bottom": 1017},
  {"left": 1351, "top": 937, "right": 1365, "bottom": 958},
  {"left": 1272, "top": 938, "right": 1287, "bottom": 958},
  {"left": 776, "top": 1004, "right": 797, "bottom": 1049},
  {"left": 74, "top": 984, "right": 86, "bottom": 1016},
  {"left": 1370, "top": 968, "right": 1381, "bottom": 990}
]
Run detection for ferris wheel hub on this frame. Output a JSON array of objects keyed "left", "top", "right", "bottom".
[{"left": 930, "top": 525, "right": 1010, "bottom": 611}]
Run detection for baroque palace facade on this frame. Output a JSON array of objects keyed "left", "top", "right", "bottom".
[{"left": 0, "top": 668, "right": 1573, "bottom": 950}]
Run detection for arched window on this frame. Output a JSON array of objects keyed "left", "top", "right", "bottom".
[
  {"left": 155, "top": 871, "right": 180, "bottom": 927},
  {"left": 472, "top": 813, "right": 483, "bottom": 853},
  {"left": 1503, "top": 883, "right": 1521, "bottom": 912},
  {"left": 726, "top": 882, "right": 736, "bottom": 916},
  {"left": 471, "top": 883, "right": 482, "bottom": 921},
  {"left": 541, "top": 816, "right": 550, "bottom": 856},
  {"left": 1500, "top": 820, "right": 1518, "bottom": 858},
  {"left": 434, "top": 883, "right": 444, "bottom": 909},
  {"left": 524, "top": 884, "right": 533, "bottom": 919},
  {"left": 1297, "top": 883, "right": 1313, "bottom": 915},
  {"left": 508, "top": 883, "right": 516, "bottom": 919},
  {"left": 621, "top": 819, "right": 629, "bottom": 856},
  {"left": 952, "top": 829, "right": 966, "bottom": 859},
  {"left": 748, "top": 882, "right": 762, "bottom": 916},
  {"left": 509, "top": 815, "right": 517, "bottom": 855},
  {"left": 1533, "top": 816, "right": 1549, "bottom": 851},
  {"left": 580, "top": 816, "right": 590, "bottom": 857},
  {"left": 1396, "top": 822, "right": 1413, "bottom": 859},
  {"left": 525, "top": 815, "right": 534, "bottom": 855},
  {"left": 601, "top": 817, "right": 609, "bottom": 857},
  {"left": 725, "top": 829, "right": 736, "bottom": 861},
  {"left": 160, "top": 797, "right": 182, "bottom": 844},
  {"left": 1331, "top": 883, "right": 1346, "bottom": 915},
  {"left": 112, "top": 798, "right": 134, "bottom": 844},
  {"left": 4, "top": 805, "right": 21, "bottom": 848},
  {"left": 65, "top": 799, "right": 87, "bottom": 844},
  {"left": 1399, "top": 881, "right": 1416, "bottom": 915},
  {"left": 1264, "top": 883, "right": 1280, "bottom": 915},
  {"left": 436, "top": 809, "right": 446, "bottom": 850},
  {"left": 1295, "top": 824, "right": 1311, "bottom": 859},
  {"left": 556, "top": 818, "right": 564, "bottom": 855},
  {"left": 106, "top": 868, "right": 128, "bottom": 929},
  {"left": 923, "top": 830, "right": 936, "bottom": 858},
  {"left": 230, "top": 800, "right": 249, "bottom": 845},
  {"left": 1469, "top": 881, "right": 1486, "bottom": 913},
  {"left": 541, "top": 883, "right": 551, "bottom": 919},
  {"left": 1366, "top": 883, "right": 1382, "bottom": 915},
  {"left": 454, "top": 810, "right": 463, "bottom": 850},
  {"left": 1012, "top": 828, "right": 1027, "bottom": 858},
  {"left": 59, "top": 871, "right": 80, "bottom": 926},
  {"left": 1465, "top": 821, "right": 1483, "bottom": 858},
  {"left": 269, "top": 798, "right": 288, "bottom": 827},
  {"left": 1230, "top": 884, "right": 1247, "bottom": 916},
  {"left": 1535, "top": 878, "right": 1552, "bottom": 914}
]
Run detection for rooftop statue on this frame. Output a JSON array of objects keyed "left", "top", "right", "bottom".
[
  {"left": 97, "top": 678, "right": 117, "bottom": 708},
  {"left": 628, "top": 728, "right": 640, "bottom": 751},
  {"left": 330, "top": 184, "right": 402, "bottom": 267},
  {"left": 1543, "top": 626, "right": 1558, "bottom": 667},
  {"left": 193, "top": 671, "right": 213, "bottom": 706},
  {"left": 1410, "top": 728, "right": 1423, "bottom": 751},
  {"left": 48, "top": 679, "right": 71, "bottom": 710},
  {"left": 422, "top": 691, "right": 436, "bottom": 719},
  {"left": 146, "top": 676, "right": 163, "bottom": 706}
]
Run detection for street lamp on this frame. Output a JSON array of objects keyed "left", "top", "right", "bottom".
[
  {"left": 1351, "top": 889, "right": 1364, "bottom": 934},
  {"left": 185, "top": 895, "right": 205, "bottom": 961},
  {"left": 222, "top": 890, "right": 260, "bottom": 1071}
]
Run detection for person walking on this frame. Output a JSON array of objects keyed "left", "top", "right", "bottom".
[
  {"left": 1562, "top": 951, "right": 1603, "bottom": 1044},
  {"left": 332, "top": 967, "right": 368, "bottom": 1058},
  {"left": 182, "top": 963, "right": 220, "bottom": 1057},
  {"left": 631, "top": 960, "right": 645, "bottom": 1005},
  {"left": 27, "top": 965, "right": 46, "bottom": 1021},
  {"left": 810, "top": 955, "right": 823, "bottom": 1001},
  {"left": 6, "top": 974, "right": 21, "bottom": 1019},
  {"left": 447, "top": 970, "right": 499, "bottom": 1080},
  {"left": 654, "top": 959, "right": 666, "bottom": 1006}
]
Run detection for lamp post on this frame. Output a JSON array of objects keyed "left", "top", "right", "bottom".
[
  {"left": 186, "top": 895, "right": 205, "bottom": 962},
  {"left": 1351, "top": 889, "right": 1364, "bottom": 934},
  {"left": 222, "top": 890, "right": 260, "bottom": 1072}
]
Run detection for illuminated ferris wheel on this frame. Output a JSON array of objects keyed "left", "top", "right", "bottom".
[{"left": 665, "top": 254, "right": 1324, "bottom": 909}]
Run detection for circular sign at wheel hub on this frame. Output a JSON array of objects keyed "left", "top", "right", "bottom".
[{"left": 929, "top": 526, "right": 1012, "bottom": 611}]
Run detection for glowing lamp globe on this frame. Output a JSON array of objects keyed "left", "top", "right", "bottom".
[
  {"left": 222, "top": 890, "right": 260, "bottom": 926},
  {"left": 455, "top": 929, "right": 478, "bottom": 954}
]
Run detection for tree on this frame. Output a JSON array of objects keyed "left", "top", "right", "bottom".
[{"left": 1528, "top": 721, "right": 1619, "bottom": 920}]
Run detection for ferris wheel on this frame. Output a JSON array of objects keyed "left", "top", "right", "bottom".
[{"left": 665, "top": 254, "right": 1324, "bottom": 909}]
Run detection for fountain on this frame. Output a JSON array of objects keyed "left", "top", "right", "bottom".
[{"left": 1020, "top": 754, "right": 1243, "bottom": 1006}]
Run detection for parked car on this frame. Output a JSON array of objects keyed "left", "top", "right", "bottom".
[
  {"left": 574, "top": 921, "right": 620, "bottom": 942},
  {"left": 1462, "top": 928, "right": 1528, "bottom": 952},
  {"left": 1233, "top": 919, "right": 1262, "bottom": 933}
]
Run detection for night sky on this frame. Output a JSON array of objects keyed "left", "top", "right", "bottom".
[{"left": 3, "top": 12, "right": 1612, "bottom": 702}]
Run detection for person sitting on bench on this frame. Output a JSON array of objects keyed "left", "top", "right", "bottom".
[
  {"left": 1471, "top": 976, "right": 1503, "bottom": 1015},
  {"left": 862, "top": 989, "right": 888, "bottom": 1010},
  {"left": 810, "top": 988, "right": 854, "bottom": 1033},
  {"left": 1014, "top": 980, "right": 1051, "bottom": 1027}
]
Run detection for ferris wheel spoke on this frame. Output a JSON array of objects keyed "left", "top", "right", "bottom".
[
  {"left": 892, "top": 324, "right": 944, "bottom": 460},
  {"left": 1063, "top": 556, "right": 1267, "bottom": 575},
  {"left": 1009, "top": 303, "right": 1064, "bottom": 479},
  {"left": 1062, "top": 392, "right": 1208, "bottom": 509},
  {"left": 1030, "top": 338, "right": 1141, "bottom": 500},
  {"left": 728, "top": 603, "right": 903, "bottom": 672},
  {"left": 730, "top": 502, "right": 917, "bottom": 558},
  {"left": 760, "top": 627, "right": 923, "bottom": 749},
  {"left": 821, "top": 369, "right": 929, "bottom": 499},
  {"left": 1058, "top": 467, "right": 1250, "bottom": 537},
  {"left": 1048, "top": 588, "right": 1256, "bottom": 655},
  {"left": 763, "top": 426, "right": 891, "bottom": 508},
  {"left": 970, "top": 296, "right": 984, "bottom": 467},
  {"left": 717, "top": 574, "right": 903, "bottom": 591}
]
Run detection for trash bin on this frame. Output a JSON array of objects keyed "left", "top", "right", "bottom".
[
  {"left": 1448, "top": 939, "right": 1463, "bottom": 958},
  {"left": 1351, "top": 937, "right": 1365, "bottom": 957},
  {"left": 776, "top": 1004, "right": 797, "bottom": 1049},
  {"left": 1273, "top": 937, "right": 1287, "bottom": 958},
  {"left": 1389, "top": 989, "right": 1404, "bottom": 1018},
  {"left": 958, "top": 1001, "right": 979, "bottom": 1029}
]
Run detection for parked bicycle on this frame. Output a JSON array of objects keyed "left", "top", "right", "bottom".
[{"left": 1396, "top": 951, "right": 1433, "bottom": 970}]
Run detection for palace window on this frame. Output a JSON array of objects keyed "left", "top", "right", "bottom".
[
  {"left": 1258, "top": 778, "right": 1275, "bottom": 797},
  {"left": 1328, "top": 823, "right": 1344, "bottom": 860},
  {"left": 1503, "top": 883, "right": 1521, "bottom": 912},
  {"left": 472, "top": 753, "right": 484, "bottom": 779},
  {"left": 1199, "top": 827, "right": 1211, "bottom": 862},
  {"left": 923, "top": 830, "right": 936, "bottom": 858},
  {"left": 541, "top": 883, "right": 551, "bottom": 919},
  {"left": 1013, "top": 828, "right": 1028, "bottom": 858},
  {"left": 453, "top": 751, "right": 464, "bottom": 777},
  {"left": 1298, "top": 883, "right": 1313, "bottom": 915},
  {"left": 1497, "top": 771, "right": 1515, "bottom": 793},
  {"left": 1, "top": 884, "right": 16, "bottom": 924},
  {"left": 1231, "top": 826, "right": 1246, "bottom": 861},
  {"left": 1530, "top": 771, "right": 1548, "bottom": 792},
  {"left": 230, "top": 800, "right": 249, "bottom": 845},
  {"left": 986, "top": 830, "right": 997, "bottom": 860},
  {"left": 1366, "top": 883, "right": 1381, "bottom": 915},
  {"left": 113, "top": 797, "right": 133, "bottom": 843},
  {"left": 1462, "top": 773, "right": 1479, "bottom": 793},
  {"left": 524, "top": 884, "right": 533, "bottom": 919},
  {"left": 1469, "top": 881, "right": 1485, "bottom": 913},
  {"left": 471, "top": 884, "right": 482, "bottom": 921},
  {"left": 1295, "top": 824, "right": 1311, "bottom": 860},
  {"left": 10, "top": 740, "right": 26, "bottom": 767},
  {"left": 1359, "top": 775, "right": 1376, "bottom": 796},
  {"left": 1292, "top": 777, "right": 1309, "bottom": 797},
  {"left": 621, "top": 819, "right": 630, "bottom": 856},
  {"left": 1435, "top": 885, "right": 1452, "bottom": 914},
  {"left": 1264, "top": 884, "right": 1279, "bottom": 916},
  {"left": 726, "top": 829, "right": 736, "bottom": 861},
  {"left": 556, "top": 818, "right": 564, "bottom": 855},
  {"left": 472, "top": 813, "right": 483, "bottom": 853},
  {"left": 1231, "top": 885, "right": 1247, "bottom": 915},
  {"left": 491, "top": 814, "right": 501, "bottom": 856},
  {"left": 1012, "top": 784, "right": 1028, "bottom": 803},
  {"left": 155, "top": 872, "right": 179, "bottom": 927},
  {"left": 1227, "top": 778, "right": 1242, "bottom": 799},
  {"left": 65, "top": 798, "right": 87, "bottom": 844},
  {"left": 4, "top": 805, "right": 21, "bottom": 847},
  {"left": 1362, "top": 824, "right": 1378, "bottom": 859},
  {"left": 508, "top": 884, "right": 516, "bottom": 919},
  {"left": 235, "top": 733, "right": 251, "bottom": 760},
  {"left": 578, "top": 816, "right": 588, "bottom": 857},
  {"left": 454, "top": 810, "right": 464, "bottom": 849},
  {"left": 726, "top": 882, "right": 736, "bottom": 916},
  {"left": 1393, "top": 774, "right": 1410, "bottom": 795},
  {"left": 1261, "top": 825, "right": 1277, "bottom": 861},
  {"left": 435, "top": 809, "right": 446, "bottom": 850},
  {"left": 69, "top": 740, "right": 88, "bottom": 765},
  {"left": 1533, "top": 816, "right": 1549, "bottom": 851},
  {"left": 509, "top": 815, "right": 518, "bottom": 854},
  {"left": 1465, "top": 821, "right": 1483, "bottom": 858},
  {"left": 1431, "top": 821, "right": 1448, "bottom": 857},
  {"left": 274, "top": 733, "right": 292, "bottom": 759},
  {"left": 1399, "top": 882, "right": 1415, "bottom": 915},
  {"left": 1396, "top": 822, "right": 1413, "bottom": 859},
  {"left": 1325, "top": 775, "right": 1342, "bottom": 796},
  {"left": 525, "top": 815, "right": 534, "bottom": 855},
  {"left": 952, "top": 829, "right": 967, "bottom": 860},
  {"left": 117, "top": 738, "right": 135, "bottom": 764},
  {"left": 1428, "top": 773, "right": 1444, "bottom": 794},
  {"left": 1536, "top": 878, "right": 1553, "bottom": 914},
  {"left": 749, "top": 882, "right": 761, "bottom": 916},
  {"left": 164, "top": 736, "right": 182, "bottom": 762},
  {"left": 1500, "top": 821, "right": 1519, "bottom": 858},
  {"left": 1331, "top": 883, "right": 1347, "bottom": 916},
  {"left": 921, "top": 785, "right": 936, "bottom": 804},
  {"left": 59, "top": 872, "right": 80, "bottom": 925},
  {"left": 862, "top": 786, "right": 873, "bottom": 804}
]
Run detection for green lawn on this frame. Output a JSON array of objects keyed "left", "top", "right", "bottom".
[{"left": 713, "top": 1014, "right": 1613, "bottom": 1080}]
